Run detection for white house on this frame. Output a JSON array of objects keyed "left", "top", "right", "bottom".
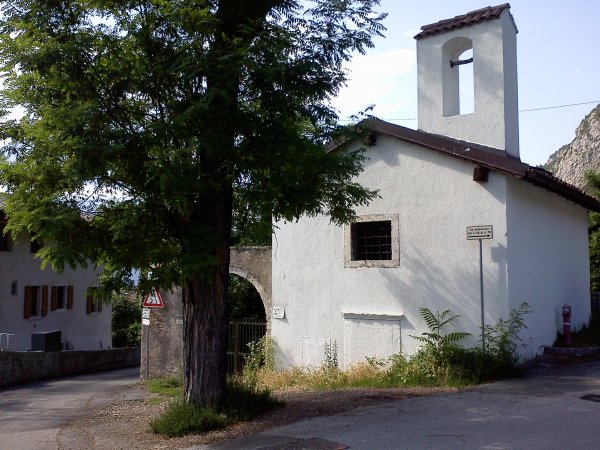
[
  {"left": 0, "top": 208, "right": 111, "bottom": 351},
  {"left": 271, "top": 4, "right": 600, "bottom": 368}
]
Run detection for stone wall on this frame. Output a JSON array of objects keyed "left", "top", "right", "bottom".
[
  {"left": 0, "top": 347, "right": 140, "bottom": 387},
  {"left": 140, "top": 287, "right": 184, "bottom": 380},
  {"left": 140, "top": 246, "right": 272, "bottom": 379}
]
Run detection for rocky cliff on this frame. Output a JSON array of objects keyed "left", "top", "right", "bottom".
[{"left": 545, "top": 103, "right": 600, "bottom": 191}]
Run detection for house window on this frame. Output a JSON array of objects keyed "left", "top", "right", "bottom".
[
  {"left": 86, "top": 288, "right": 103, "bottom": 314},
  {"left": 0, "top": 211, "right": 12, "bottom": 252},
  {"left": 51, "top": 286, "right": 68, "bottom": 310},
  {"left": 344, "top": 214, "right": 400, "bottom": 268},
  {"left": 351, "top": 221, "right": 392, "bottom": 261},
  {"left": 24, "top": 285, "right": 49, "bottom": 318}
]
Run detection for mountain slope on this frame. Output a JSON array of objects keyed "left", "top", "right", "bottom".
[{"left": 545, "top": 103, "right": 600, "bottom": 191}]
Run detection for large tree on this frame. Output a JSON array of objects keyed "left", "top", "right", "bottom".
[{"left": 0, "top": 0, "right": 384, "bottom": 406}]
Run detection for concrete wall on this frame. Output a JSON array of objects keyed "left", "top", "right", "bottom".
[
  {"left": 272, "top": 135, "right": 510, "bottom": 368},
  {"left": 417, "top": 9, "right": 519, "bottom": 157},
  {"left": 0, "top": 233, "right": 110, "bottom": 351},
  {"left": 506, "top": 177, "right": 591, "bottom": 358},
  {"left": 0, "top": 348, "right": 140, "bottom": 387}
]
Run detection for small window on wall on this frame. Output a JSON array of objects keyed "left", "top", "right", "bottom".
[
  {"left": 51, "top": 285, "right": 72, "bottom": 311},
  {"left": 344, "top": 214, "right": 400, "bottom": 268},
  {"left": 86, "top": 288, "right": 103, "bottom": 315},
  {"left": 0, "top": 211, "right": 12, "bottom": 252},
  {"left": 351, "top": 221, "right": 392, "bottom": 260},
  {"left": 24, "top": 285, "right": 49, "bottom": 318}
]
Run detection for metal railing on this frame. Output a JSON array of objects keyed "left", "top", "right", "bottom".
[{"left": 227, "top": 319, "right": 266, "bottom": 374}]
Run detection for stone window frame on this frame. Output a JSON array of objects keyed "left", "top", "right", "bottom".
[{"left": 344, "top": 213, "right": 400, "bottom": 268}]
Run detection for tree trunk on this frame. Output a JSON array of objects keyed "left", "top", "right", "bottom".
[{"left": 182, "top": 190, "right": 232, "bottom": 407}]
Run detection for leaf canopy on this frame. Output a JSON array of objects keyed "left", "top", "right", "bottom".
[{"left": 0, "top": 0, "right": 385, "bottom": 291}]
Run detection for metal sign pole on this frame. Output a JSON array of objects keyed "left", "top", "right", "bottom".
[
  {"left": 479, "top": 238, "right": 485, "bottom": 351},
  {"left": 145, "top": 323, "right": 150, "bottom": 379},
  {"left": 467, "top": 225, "right": 492, "bottom": 351}
]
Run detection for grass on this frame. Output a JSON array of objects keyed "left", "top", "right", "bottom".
[{"left": 148, "top": 377, "right": 282, "bottom": 438}]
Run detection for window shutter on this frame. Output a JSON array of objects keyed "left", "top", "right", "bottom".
[
  {"left": 41, "top": 285, "right": 48, "bottom": 317},
  {"left": 24, "top": 286, "right": 32, "bottom": 319},
  {"left": 51, "top": 286, "right": 57, "bottom": 311},
  {"left": 67, "top": 285, "right": 74, "bottom": 309}
]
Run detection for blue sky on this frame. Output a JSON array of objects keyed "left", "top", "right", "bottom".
[{"left": 332, "top": 1, "right": 600, "bottom": 166}]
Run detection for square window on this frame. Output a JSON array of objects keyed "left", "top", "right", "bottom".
[
  {"left": 351, "top": 221, "right": 392, "bottom": 261},
  {"left": 344, "top": 214, "right": 399, "bottom": 268}
]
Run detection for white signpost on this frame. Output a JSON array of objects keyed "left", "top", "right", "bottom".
[{"left": 467, "top": 225, "right": 493, "bottom": 350}]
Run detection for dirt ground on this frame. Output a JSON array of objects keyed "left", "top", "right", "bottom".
[{"left": 59, "top": 383, "right": 457, "bottom": 449}]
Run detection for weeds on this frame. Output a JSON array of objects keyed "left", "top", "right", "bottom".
[{"left": 149, "top": 377, "right": 281, "bottom": 437}]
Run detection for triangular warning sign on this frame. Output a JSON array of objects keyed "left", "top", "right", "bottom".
[{"left": 143, "top": 287, "right": 165, "bottom": 308}]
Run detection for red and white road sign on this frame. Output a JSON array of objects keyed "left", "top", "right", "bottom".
[{"left": 143, "top": 287, "right": 165, "bottom": 308}]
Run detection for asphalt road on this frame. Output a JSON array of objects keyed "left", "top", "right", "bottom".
[
  {"left": 197, "top": 361, "right": 600, "bottom": 450},
  {"left": 0, "top": 367, "right": 140, "bottom": 450}
]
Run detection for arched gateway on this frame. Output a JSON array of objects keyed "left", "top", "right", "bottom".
[{"left": 140, "top": 246, "right": 272, "bottom": 379}]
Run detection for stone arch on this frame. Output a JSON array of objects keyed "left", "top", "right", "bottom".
[{"left": 229, "top": 246, "right": 272, "bottom": 331}]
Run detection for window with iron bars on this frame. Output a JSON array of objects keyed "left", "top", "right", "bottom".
[{"left": 351, "top": 220, "right": 392, "bottom": 261}]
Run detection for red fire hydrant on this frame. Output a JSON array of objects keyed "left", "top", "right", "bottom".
[{"left": 562, "top": 304, "right": 572, "bottom": 346}]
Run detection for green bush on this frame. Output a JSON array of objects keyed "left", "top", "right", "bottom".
[
  {"left": 398, "top": 304, "right": 531, "bottom": 386},
  {"left": 149, "top": 402, "right": 228, "bottom": 437},
  {"left": 150, "top": 376, "right": 281, "bottom": 437},
  {"left": 112, "top": 292, "right": 142, "bottom": 348}
]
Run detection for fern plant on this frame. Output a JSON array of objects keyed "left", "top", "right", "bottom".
[{"left": 412, "top": 308, "right": 471, "bottom": 349}]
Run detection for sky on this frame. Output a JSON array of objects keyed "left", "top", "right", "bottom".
[{"left": 331, "top": 0, "right": 600, "bottom": 166}]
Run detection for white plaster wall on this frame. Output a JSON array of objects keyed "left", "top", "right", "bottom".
[
  {"left": 417, "top": 10, "right": 519, "bottom": 157},
  {"left": 506, "top": 178, "right": 591, "bottom": 358},
  {"left": 272, "top": 135, "right": 510, "bottom": 368},
  {"left": 0, "top": 233, "right": 110, "bottom": 351}
]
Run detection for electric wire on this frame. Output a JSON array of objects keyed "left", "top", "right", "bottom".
[{"left": 338, "top": 100, "right": 600, "bottom": 122}]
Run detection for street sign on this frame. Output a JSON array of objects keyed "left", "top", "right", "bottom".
[
  {"left": 142, "top": 308, "right": 150, "bottom": 319},
  {"left": 143, "top": 287, "right": 165, "bottom": 308},
  {"left": 272, "top": 307, "right": 285, "bottom": 319},
  {"left": 466, "top": 225, "right": 493, "bottom": 240}
]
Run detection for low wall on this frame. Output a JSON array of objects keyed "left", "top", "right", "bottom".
[{"left": 0, "top": 348, "right": 141, "bottom": 387}]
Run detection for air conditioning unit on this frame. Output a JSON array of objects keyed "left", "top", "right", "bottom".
[{"left": 31, "top": 330, "right": 62, "bottom": 352}]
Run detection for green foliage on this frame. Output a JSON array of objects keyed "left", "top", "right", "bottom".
[
  {"left": 149, "top": 402, "right": 228, "bottom": 437},
  {"left": 411, "top": 308, "right": 472, "bottom": 349},
  {"left": 481, "top": 302, "right": 531, "bottom": 366},
  {"left": 228, "top": 275, "right": 265, "bottom": 320},
  {"left": 402, "top": 304, "right": 531, "bottom": 385},
  {"left": 111, "top": 292, "right": 142, "bottom": 348},
  {"left": 0, "top": 0, "right": 384, "bottom": 290},
  {"left": 147, "top": 377, "right": 184, "bottom": 397},
  {"left": 586, "top": 172, "right": 600, "bottom": 291},
  {"left": 242, "top": 335, "right": 275, "bottom": 388},
  {"left": 150, "top": 380, "right": 281, "bottom": 437},
  {"left": 0, "top": 0, "right": 385, "bottom": 407}
]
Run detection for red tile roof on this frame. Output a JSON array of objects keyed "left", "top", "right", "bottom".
[{"left": 414, "top": 4, "right": 516, "bottom": 40}]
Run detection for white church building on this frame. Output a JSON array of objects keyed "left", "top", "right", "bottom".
[{"left": 271, "top": 4, "right": 600, "bottom": 368}]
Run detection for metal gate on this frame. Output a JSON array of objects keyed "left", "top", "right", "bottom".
[{"left": 227, "top": 319, "right": 267, "bottom": 374}]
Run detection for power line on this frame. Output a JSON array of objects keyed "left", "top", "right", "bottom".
[
  {"left": 519, "top": 100, "right": 599, "bottom": 112},
  {"left": 339, "top": 99, "right": 600, "bottom": 122}
]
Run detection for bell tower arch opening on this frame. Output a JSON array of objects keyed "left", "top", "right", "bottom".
[{"left": 442, "top": 36, "right": 473, "bottom": 117}]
